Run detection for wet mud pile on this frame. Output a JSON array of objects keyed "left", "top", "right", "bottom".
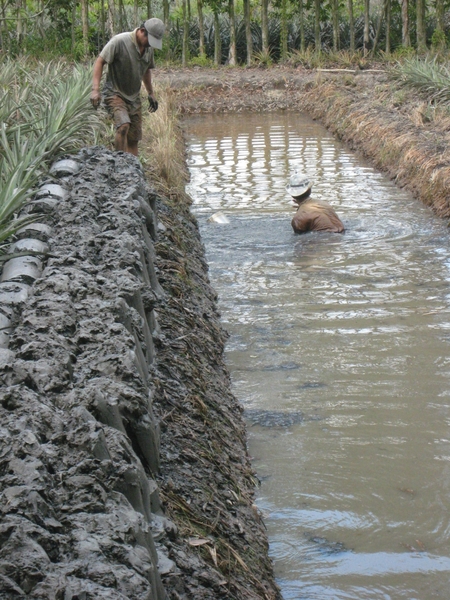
[{"left": 0, "top": 147, "right": 279, "bottom": 599}]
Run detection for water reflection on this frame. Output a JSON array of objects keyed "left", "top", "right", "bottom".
[{"left": 184, "top": 112, "right": 450, "bottom": 599}]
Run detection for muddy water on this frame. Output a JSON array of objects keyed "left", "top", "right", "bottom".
[{"left": 184, "top": 112, "right": 450, "bottom": 600}]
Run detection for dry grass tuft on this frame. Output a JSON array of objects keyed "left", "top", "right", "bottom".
[
  {"left": 297, "top": 76, "right": 450, "bottom": 218},
  {"left": 141, "top": 83, "right": 190, "bottom": 201}
]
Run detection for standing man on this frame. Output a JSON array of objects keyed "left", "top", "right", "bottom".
[{"left": 91, "top": 18, "right": 165, "bottom": 156}]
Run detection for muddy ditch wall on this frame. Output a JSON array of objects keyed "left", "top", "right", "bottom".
[{"left": 0, "top": 147, "right": 280, "bottom": 599}]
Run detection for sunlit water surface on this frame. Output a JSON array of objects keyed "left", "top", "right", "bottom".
[{"left": 184, "top": 112, "right": 450, "bottom": 599}]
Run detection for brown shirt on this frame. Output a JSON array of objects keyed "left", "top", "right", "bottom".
[
  {"left": 291, "top": 200, "right": 345, "bottom": 234},
  {"left": 100, "top": 30, "right": 155, "bottom": 103}
]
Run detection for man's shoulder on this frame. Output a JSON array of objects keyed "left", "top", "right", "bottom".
[
  {"left": 100, "top": 31, "right": 134, "bottom": 62},
  {"left": 108, "top": 31, "right": 133, "bottom": 46}
]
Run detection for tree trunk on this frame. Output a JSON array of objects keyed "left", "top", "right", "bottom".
[
  {"left": 332, "top": 0, "right": 339, "bottom": 51},
  {"left": 299, "top": 0, "right": 305, "bottom": 52},
  {"left": 37, "top": 0, "right": 45, "bottom": 38},
  {"left": 363, "top": 0, "right": 370, "bottom": 55},
  {"left": 147, "top": 0, "right": 152, "bottom": 18},
  {"left": 372, "top": 0, "right": 388, "bottom": 54},
  {"left": 108, "top": 0, "right": 116, "bottom": 36},
  {"left": 348, "top": 0, "right": 354, "bottom": 52},
  {"left": 81, "top": 0, "right": 89, "bottom": 57},
  {"left": 434, "top": 0, "right": 445, "bottom": 47},
  {"left": 261, "top": 0, "right": 269, "bottom": 55},
  {"left": 385, "top": 0, "right": 391, "bottom": 53},
  {"left": 0, "top": 0, "right": 4, "bottom": 52},
  {"left": 182, "top": 0, "right": 188, "bottom": 66},
  {"left": 280, "top": 0, "right": 288, "bottom": 60},
  {"left": 416, "top": 0, "right": 426, "bottom": 51},
  {"left": 100, "top": 0, "right": 106, "bottom": 46},
  {"left": 71, "top": 2, "right": 76, "bottom": 53},
  {"left": 16, "top": 0, "right": 22, "bottom": 46},
  {"left": 436, "top": 0, "right": 444, "bottom": 31},
  {"left": 214, "top": 10, "right": 221, "bottom": 65},
  {"left": 118, "top": 0, "right": 124, "bottom": 31},
  {"left": 134, "top": 0, "right": 138, "bottom": 27},
  {"left": 197, "top": 0, "right": 205, "bottom": 57},
  {"left": 228, "top": 0, "right": 237, "bottom": 65},
  {"left": 314, "top": 0, "right": 320, "bottom": 52},
  {"left": 163, "top": 0, "right": 169, "bottom": 27},
  {"left": 401, "top": 0, "right": 410, "bottom": 46},
  {"left": 243, "top": 0, "right": 252, "bottom": 65}
]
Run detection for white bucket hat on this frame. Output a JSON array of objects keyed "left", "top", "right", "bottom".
[
  {"left": 286, "top": 172, "right": 312, "bottom": 199},
  {"left": 144, "top": 18, "right": 165, "bottom": 49}
]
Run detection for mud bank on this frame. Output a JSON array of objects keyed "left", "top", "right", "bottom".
[
  {"left": 0, "top": 147, "right": 280, "bottom": 599},
  {"left": 160, "top": 66, "right": 450, "bottom": 218}
]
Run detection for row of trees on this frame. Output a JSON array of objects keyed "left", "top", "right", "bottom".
[{"left": 0, "top": 0, "right": 449, "bottom": 63}]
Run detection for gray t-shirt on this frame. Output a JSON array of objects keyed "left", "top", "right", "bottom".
[{"left": 100, "top": 30, "right": 155, "bottom": 103}]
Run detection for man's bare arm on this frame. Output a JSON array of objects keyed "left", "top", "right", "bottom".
[
  {"left": 91, "top": 56, "right": 107, "bottom": 108},
  {"left": 143, "top": 68, "right": 153, "bottom": 96}
]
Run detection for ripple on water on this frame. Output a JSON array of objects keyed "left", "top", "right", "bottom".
[{"left": 185, "top": 112, "right": 450, "bottom": 600}]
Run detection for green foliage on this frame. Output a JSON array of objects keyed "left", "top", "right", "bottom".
[
  {"left": 253, "top": 48, "right": 273, "bottom": 67},
  {"left": 0, "top": 58, "right": 106, "bottom": 250},
  {"left": 190, "top": 55, "right": 215, "bottom": 67},
  {"left": 389, "top": 57, "right": 450, "bottom": 103},
  {"left": 431, "top": 28, "right": 447, "bottom": 50}
]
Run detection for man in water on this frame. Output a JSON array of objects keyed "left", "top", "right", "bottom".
[
  {"left": 286, "top": 174, "right": 345, "bottom": 234},
  {"left": 90, "top": 18, "right": 165, "bottom": 156}
]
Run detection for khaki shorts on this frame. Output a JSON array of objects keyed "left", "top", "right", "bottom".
[{"left": 104, "top": 94, "right": 142, "bottom": 142}]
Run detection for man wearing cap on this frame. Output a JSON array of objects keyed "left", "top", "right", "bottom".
[
  {"left": 286, "top": 173, "right": 345, "bottom": 234},
  {"left": 91, "top": 18, "right": 165, "bottom": 156}
]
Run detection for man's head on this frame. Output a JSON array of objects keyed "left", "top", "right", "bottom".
[
  {"left": 286, "top": 172, "right": 313, "bottom": 202},
  {"left": 140, "top": 18, "right": 165, "bottom": 49}
]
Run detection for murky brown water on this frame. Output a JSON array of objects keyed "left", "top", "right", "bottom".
[{"left": 184, "top": 112, "right": 450, "bottom": 599}]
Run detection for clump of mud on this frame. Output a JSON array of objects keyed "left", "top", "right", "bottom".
[{"left": 0, "top": 147, "right": 280, "bottom": 599}]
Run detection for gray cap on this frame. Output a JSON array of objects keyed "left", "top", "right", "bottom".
[{"left": 144, "top": 18, "right": 165, "bottom": 49}]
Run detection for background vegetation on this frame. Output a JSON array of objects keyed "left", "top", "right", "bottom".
[
  {"left": 1, "top": 0, "right": 450, "bottom": 65},
  {"left": 0, "top": 58, "right": 106, "bottom": 250}
]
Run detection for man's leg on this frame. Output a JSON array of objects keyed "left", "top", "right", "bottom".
[
  {"left": 115, "top": 123, "right": 130, "bottom": 152},
  {"left": 127, "top": 140, "right": 139, "bottom": 156},
  {"left": 105, "top": 96, "right": 132, "bottom": 153},
  {"left": 127, "top": 103, "right": 142, "bottom": 157}
]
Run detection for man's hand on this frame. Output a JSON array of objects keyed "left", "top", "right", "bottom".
[
  {"left": 148, "top": 95, "right": 158, "bottom": 113},
  {"left": 91, "top": 90, "right": 101, "bottom": 109}
]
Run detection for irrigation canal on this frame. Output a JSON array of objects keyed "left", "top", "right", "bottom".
[{"left": 184, "top": 112, "right": 450, "bottom": 600}]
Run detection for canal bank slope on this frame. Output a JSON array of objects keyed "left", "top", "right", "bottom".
[
  {"left": 161, "top": 65, "right": 450, "bottom": 218},
  {"left": 0, "top": 143, "right": 280, "bottom": 599}
]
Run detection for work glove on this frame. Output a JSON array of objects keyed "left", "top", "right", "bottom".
[{"left": 148, "top": 95, "right": 158, "bottom": 113}]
